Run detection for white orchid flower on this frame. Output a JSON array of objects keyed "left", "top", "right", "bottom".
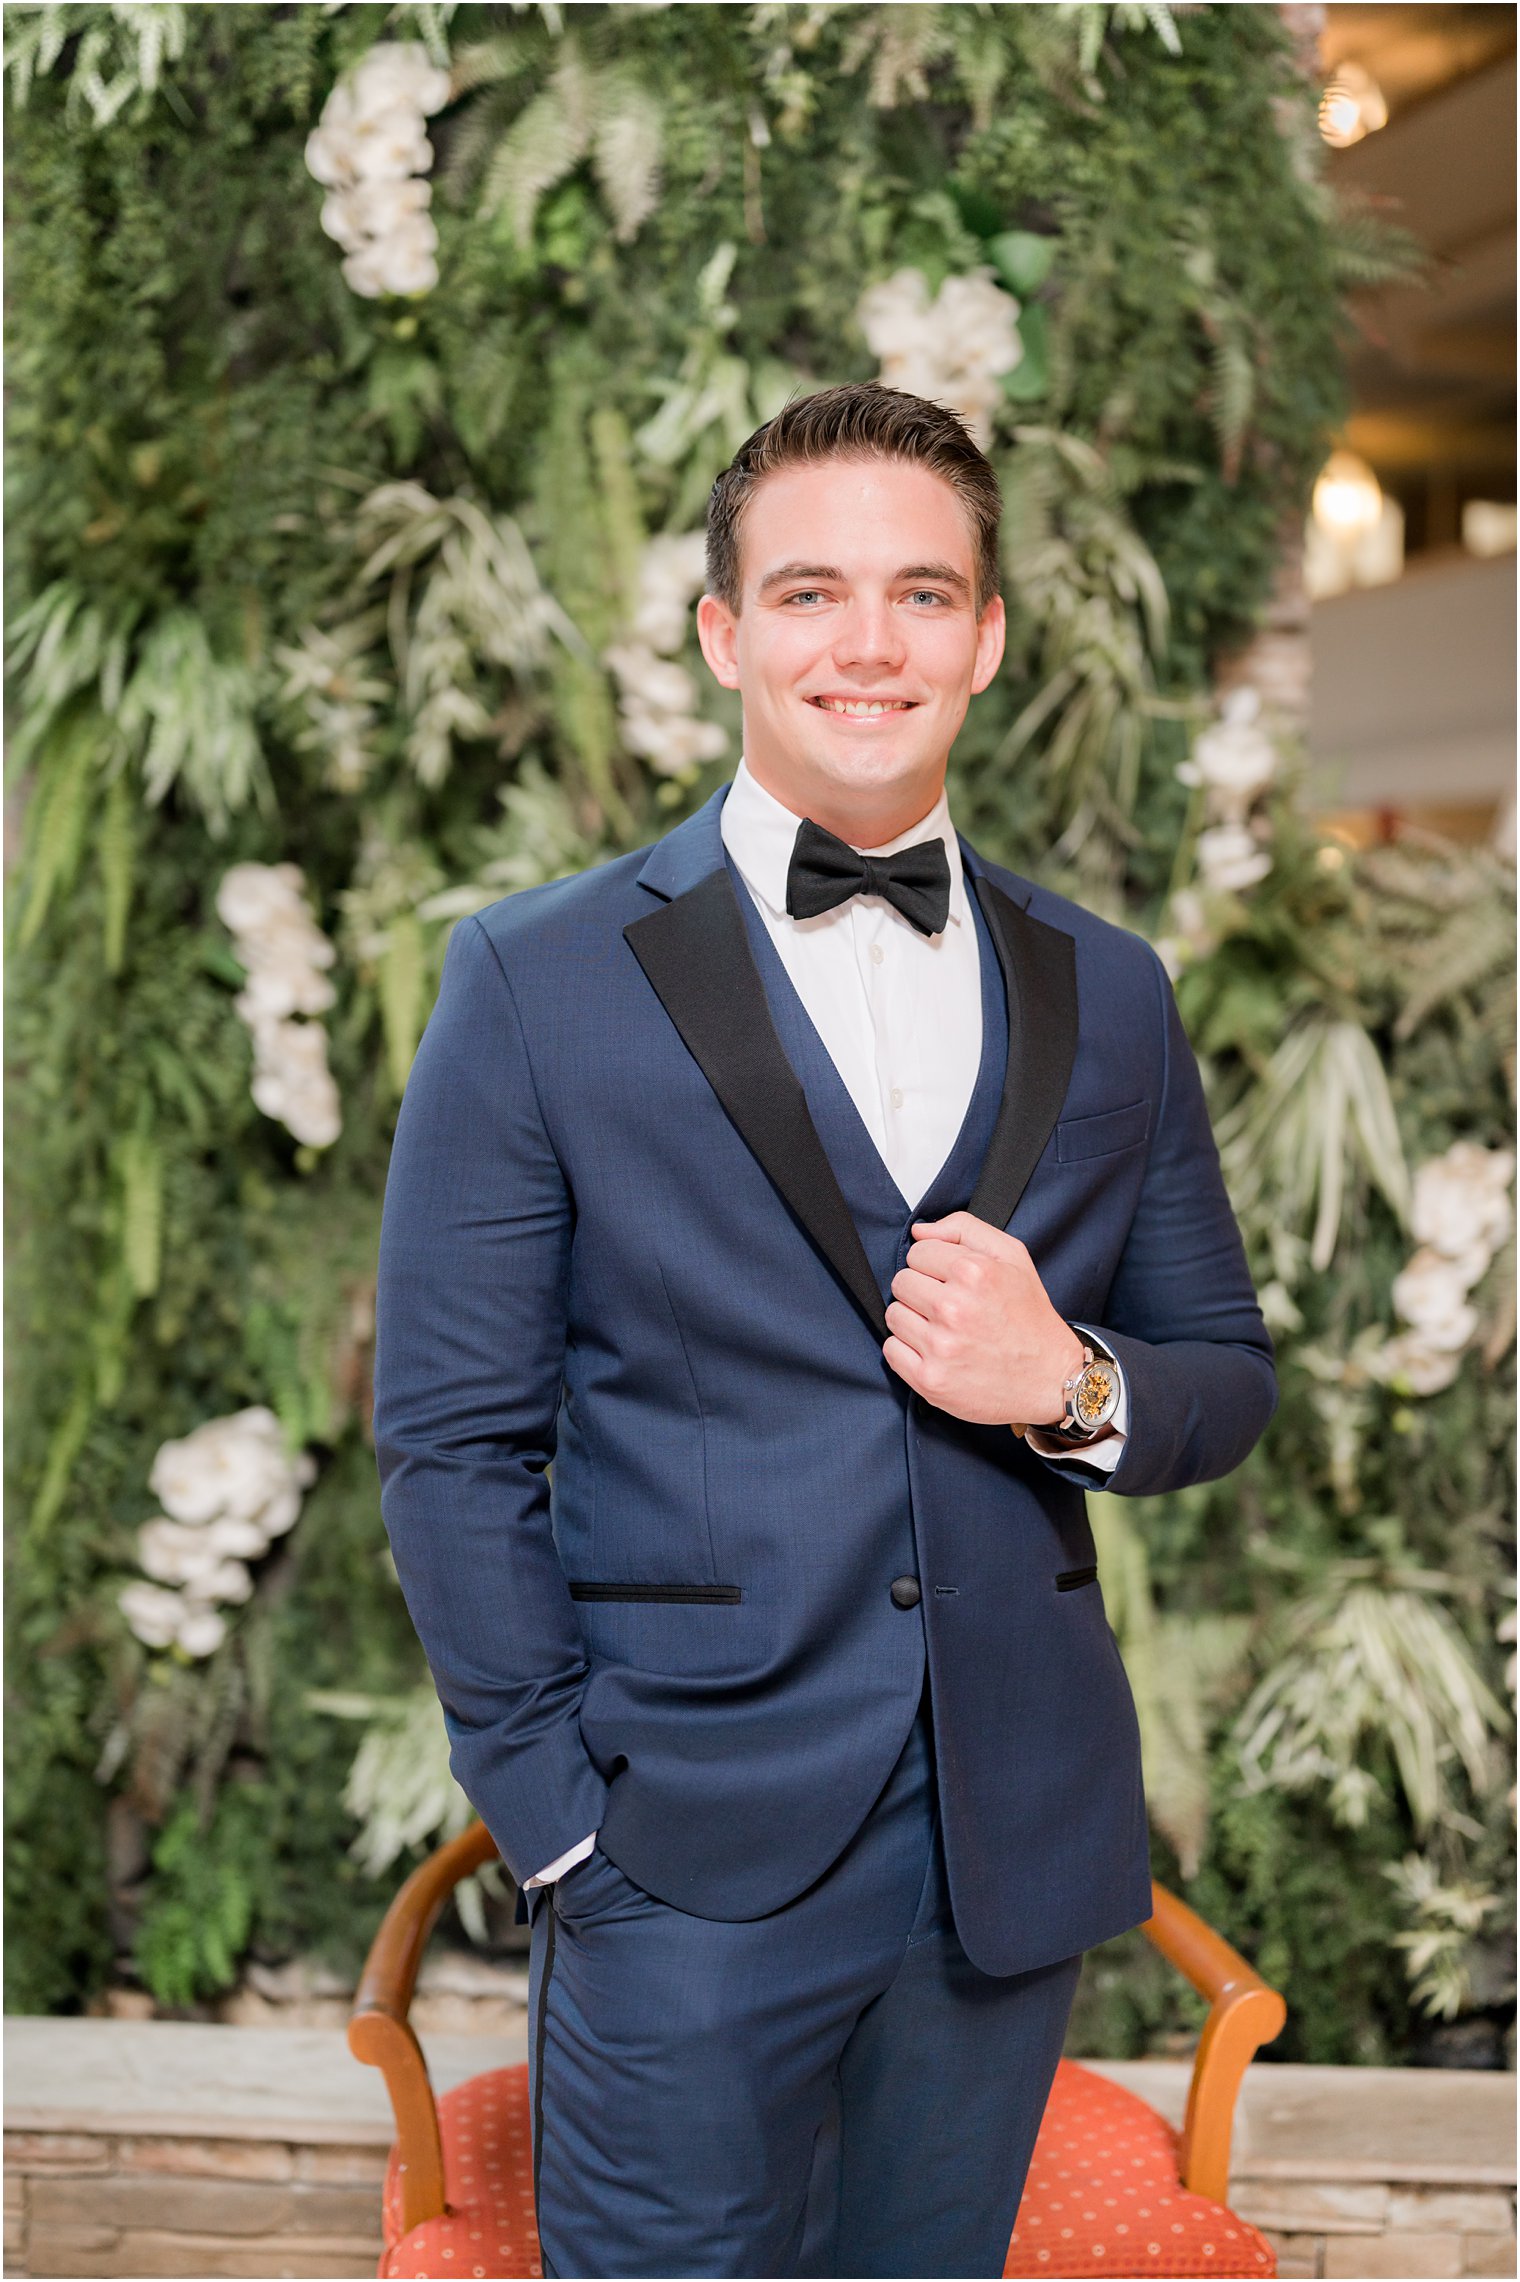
[
  {"left": 175, "top": 1604, "right": 228, "bottom": 1659},
  {"left": 119, "top": 1580, "right": 185, "bottom": 1650},
  {"left": 858, "top": 266, "right": 1022, "bottom": 448},
  {"left": 216, "top": 862, "right": 308, "bottom": 936},
  {"left": 1391, "top": 1249, "right": 1481, "bottom": 1349},
  {"left": 207, "top": 1514, "right": 272, "bottom": 1560},
  {"left": 1196, "top": 823, "right": 1272, "bottom": 895},
  {"left": 306, "top": 42, "right": 448, "bottom": 299},
  {"left": 350, "top": 42, "right": 452, "bottom": 120},
  {"left": 1182, "top": 715, "right": 1278, "bottom": 816},
  {"left": 1411, "top": 1144, "right": 1515, "bottom": 1262},
  {"left": 1371, "top": 1332, "right": 1463, "bottom": 1397},
  {"left": 138, "top": 1517, "right": 215, "bottom": 1585},
  {"left": 183, "top": 1560, "right": 255, "bottom": 1608}
]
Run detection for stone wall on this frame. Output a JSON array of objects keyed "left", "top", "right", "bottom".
[
  {"left": 1248, "top": 2181, "right": 1517, "bottom": 2279},
  {"left": 5, "top": 2023, "right": 1515, "bottom": 2281},
  {"left": 5, "top": 2128, "right": 384, "bottom": 2281}
]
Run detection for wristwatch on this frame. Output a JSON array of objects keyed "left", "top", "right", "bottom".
[{"left": 1042, "top": 1327, "right": 1123, "bottom": 1447}]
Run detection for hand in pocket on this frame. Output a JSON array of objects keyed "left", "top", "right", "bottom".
[{"left": 549, "top": 1842, "right": 651, "bottom": 1931}]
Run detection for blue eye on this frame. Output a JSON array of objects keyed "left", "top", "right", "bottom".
[
  {"left": 909, "top": 590, "right": 947, "bottom": 606},
  {"left": 785, "top": 590, "right": 825, "bottom": 606}
]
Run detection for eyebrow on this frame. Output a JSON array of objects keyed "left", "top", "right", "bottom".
[{"left": 755, "top": 559, "right": 972, "bottom": 597}]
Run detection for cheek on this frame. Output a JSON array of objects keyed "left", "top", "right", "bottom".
[
  {"left": 743, "top": 625, "right": 829, "bottom": 693},
  {"left": 909, "top": 624, "right": 978, "bottom": 687}
]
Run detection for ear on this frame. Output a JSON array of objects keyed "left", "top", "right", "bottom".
[
  {"left": 696, "top": 592, "right": 741, "bottom": 691},
  {"left": 970, "top": 594, "right": 1006, "bottom": 695}
]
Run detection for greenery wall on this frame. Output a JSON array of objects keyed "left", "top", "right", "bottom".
[{"left": 5, "top": 2, "right": 1513, "bottom": 2066}]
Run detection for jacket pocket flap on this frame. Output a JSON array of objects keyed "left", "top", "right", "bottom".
[
  {"left": 1056, "top": 1099, "right": 1150, "bottom": 1163},
  {"left": 568, "top": 1582, "right": 742, "bottom": 1604}
]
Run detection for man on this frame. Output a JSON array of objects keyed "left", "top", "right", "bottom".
[{"left": 373, "top": 383, "right": 1276, "bottom": 2280}]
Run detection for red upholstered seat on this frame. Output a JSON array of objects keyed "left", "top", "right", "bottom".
[
  {"left": 382, "top": 2065, "right": 541, "bottom": 2280},
  {"left": 380, "top": 2056, "right": 1275, "bottom": 2280},
  {"left": 1004, "top": 2061, "right": 1275, "bottom": 2279}
]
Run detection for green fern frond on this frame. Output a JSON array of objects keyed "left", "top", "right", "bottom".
[
  {"left": 945, "top": 14, "right": 1006, "bottom": 133},
  {"left": 1236, "top": 1574, "right": 1511, "bottom": 1833},
  {"left": 5, "top": 2, "right": 189, "bottom": 126},
  {"left": 1393, "top": 903, "right": 1516, "bottom": 1041},
  {"left": 15, "top": 708, "right": 101, "bottom": 949},
  {"left": 588, "top": 405, "right": 647, "bottom": 617},
  {"left": 436, "top": 78, "right": 516, "bottom": 204},
  {"left": 479, "top": 73, "right": 585, "bottom": 244},
  {"left": 116, "top": 613, "right": 268, "bottom": 836},
  {"left": 2, "top": 3, "right": 72, "bottom": 109},
  {"left": 27, "top": 1376, "right": 95, "bottom": 1542},
  {"left": 1216, "top": 1016, "right": 1410, "bottom": 1272},
  {"left": 1207, "top": 332, "right": 1255, "bottom": 478},
  {"left": 839, "top": 6, "right": 949, "bottom": 109},
  {"left": 378, "top": 911, "right": 426, "bottom": 1095},
  {"left": 96, "top": 768, "right": 136, "bottom": 974},
  {"left": 995, "top": 426, "right": 1169, "bottom": 819},
  {"left": 116, "top": 1117, "right": 163, "bottom": 1299},
  {"left": 590, "top": 73, "right": 663, "bottom": 243},
  {"left": 6, "top": 580, "right": 143, "bottom": 780},
  {"left": 1328, "top": 187, "right": 1428, "bottom": 291},
  {"left": 310, "top": 1686, "right": 476, "bottom": 1880},
  {"left": 117, "top": 1132, "right": 162, "bottom": 1301},
  {"left": 388, "top": 0, "right": 458, "bottom": 68},
  {"left": 1119, "top": 2, "right": 1182, "bottom": 56},
  {"left": 449, "top": 32, "right": 531, "bottom": 96}
]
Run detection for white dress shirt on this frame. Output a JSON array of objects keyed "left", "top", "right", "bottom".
[{"left": 525, "top": 759, "right": 1127, "bottom": 1888}]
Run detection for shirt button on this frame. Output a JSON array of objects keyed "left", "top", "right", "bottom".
[
  {"left": 890, "top": 1576, "right": 921, "bottom": 1610},
  {"left": 870, "top": 944, "right": 885, "bottom": 966},
  {"left": 890, "top": 1086, "right": 904, "bottom": 1110}
]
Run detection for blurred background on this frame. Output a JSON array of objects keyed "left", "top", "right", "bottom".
[
  {"left": 3, "top": 5, "right": 1513, "bottom": 2253},
  {"left": 1309, "top": 2, "right": 1515, "bottom": 855}
]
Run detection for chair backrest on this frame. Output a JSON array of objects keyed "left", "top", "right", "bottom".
[
  {"left": 349, "top": 1820, "right": 499, "bottom": 2231},
  {"left": 1142, "top": 1882, "right": 1288, "bottom": 2201}
]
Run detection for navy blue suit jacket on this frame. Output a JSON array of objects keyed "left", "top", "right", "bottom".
[{"left": 372, "top": 784, "right": 1276, "bottom": 1977}]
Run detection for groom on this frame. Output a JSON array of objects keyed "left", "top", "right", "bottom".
[{"left": 372, "top": 383, "right": 1276, "bottom": 2278}]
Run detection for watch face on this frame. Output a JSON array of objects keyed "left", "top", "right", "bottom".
[{"left": 1074, "top": 1361, "right": 1116, "bottom": 1428}]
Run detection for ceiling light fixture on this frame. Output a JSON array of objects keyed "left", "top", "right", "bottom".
[
  {"left": 1312, "top": 449, "right": 1384, "bottom": 540},
  {"left": 1319, "top": 61, "right": 1389, "bottom": 148}
]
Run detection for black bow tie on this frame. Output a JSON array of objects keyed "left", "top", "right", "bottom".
[{"left": 785, "top": 817, "right": 952, "bottom": 939}]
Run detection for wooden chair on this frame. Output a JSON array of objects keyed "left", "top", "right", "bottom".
[{"left": 350, "top": 1823, "right": 1285, "bottom": 2280}]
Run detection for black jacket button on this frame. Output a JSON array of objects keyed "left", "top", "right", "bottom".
[{"left": 890, "top": 1576, "right": 921, "bottom": 1609}]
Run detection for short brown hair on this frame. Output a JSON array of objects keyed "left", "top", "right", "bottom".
[{"left": 705, "top": 383, "right": 1002, "bottom": 616}]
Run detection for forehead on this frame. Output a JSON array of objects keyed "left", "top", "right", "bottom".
[{"left": 738, "top": 455, "right": 976, "bottom": 588}]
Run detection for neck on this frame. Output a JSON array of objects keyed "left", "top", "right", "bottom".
[{"left": 743, "top": 755, "right": 946, "bottom": 848}]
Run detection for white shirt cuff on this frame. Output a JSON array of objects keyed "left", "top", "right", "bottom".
[
  {"left": 523, "top": 1830, "right": 598, "bottom": 1888},
  {"left": 1023, "top": 1326, "right": 1129, "bottom": 1472}
]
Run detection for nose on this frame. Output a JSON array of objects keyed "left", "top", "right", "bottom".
[{"left": 831, "top": 592, "right": 907, "bottom": 677}]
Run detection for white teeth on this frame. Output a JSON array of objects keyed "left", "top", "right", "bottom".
[{"left": 816, "top": 698, "right": 910, "bottom": 716}]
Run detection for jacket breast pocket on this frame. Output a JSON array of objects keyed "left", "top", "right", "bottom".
[{"left": 1056, "top": 1099, "right": 1150, "bottom": 1163}]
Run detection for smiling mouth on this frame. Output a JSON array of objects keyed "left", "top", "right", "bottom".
[{"left": 808, "top": 697, "right": 919, "bottom": 718}]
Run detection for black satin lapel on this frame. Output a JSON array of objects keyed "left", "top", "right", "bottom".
[
  {"left": 967, "top": 879, "right": 1079, "bottom": 1230},
  {"left": 625, "top": 872, "right": 889, "bottom": 1342}
]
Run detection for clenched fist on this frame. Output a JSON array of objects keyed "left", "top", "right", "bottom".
[{"left": 882, "top": 1211, "right": 1087, "bottom": 1430}]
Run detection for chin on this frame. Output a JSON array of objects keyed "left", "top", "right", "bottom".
[{"left": 807, "top": 740, "right": 933, "bottom": 795}]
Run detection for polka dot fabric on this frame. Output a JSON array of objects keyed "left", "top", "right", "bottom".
[
  {"left": 378, "top": 2056, "right": 1275, "bottom": 2280},
  {"left": 1004, "top": 2060, "right": 1276, "bottom": 2279},
  {"left": 381, "top": 2064, "right": 541, "bottom": 2279}
]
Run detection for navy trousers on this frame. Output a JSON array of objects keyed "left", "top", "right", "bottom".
[{"left": 525, "top": 1694, "right": 1082, "bottom": 2278}]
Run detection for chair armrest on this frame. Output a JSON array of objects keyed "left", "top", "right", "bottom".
[
  {"left": 348, "top": 1820, "right": 501, "bottom": 2237},
  {"left": 1141, "top": 1880, "right": 1287, "bottom": 2203}
]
